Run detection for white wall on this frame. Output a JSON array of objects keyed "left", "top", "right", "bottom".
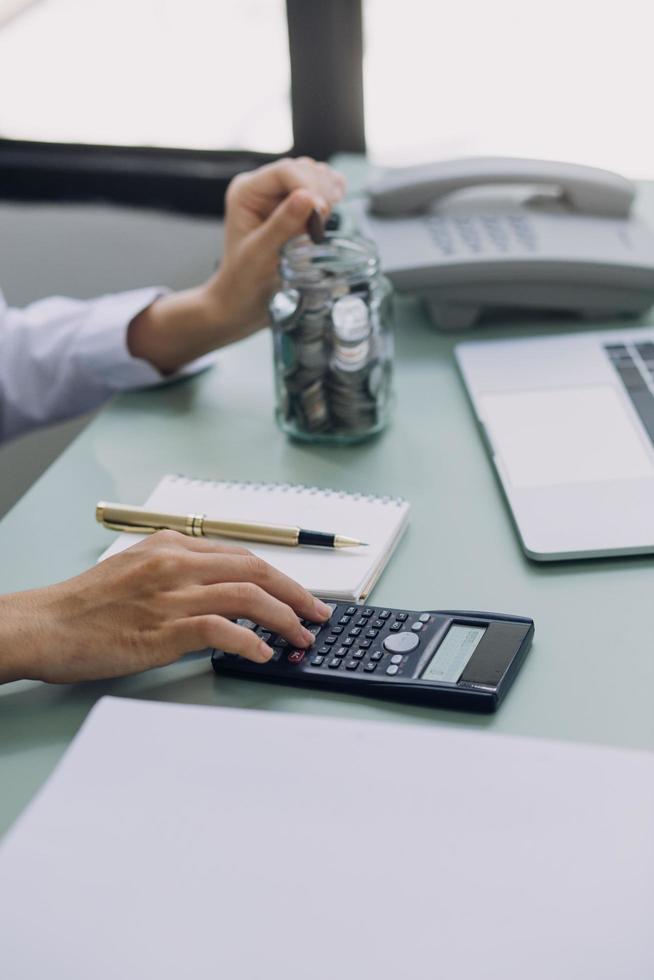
[{"left": 364, "top": 0, "right": 654, "bottom": 177}]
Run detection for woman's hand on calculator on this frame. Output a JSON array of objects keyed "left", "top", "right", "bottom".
[{"left": 0, "top": 530, "right": 332, "bottom": 685}]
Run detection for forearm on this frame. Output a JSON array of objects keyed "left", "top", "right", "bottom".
[
  {"left": 0, "top": 591, "right": 44, "bottom": 684},
  {"left": 127, "top": 279, "right": 255, "bottom": 375}
]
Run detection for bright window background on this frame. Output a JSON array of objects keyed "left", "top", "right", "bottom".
[
  {"left": 364, "top": 0, "right": 653, "bottom": 177},
  {"left": 0, "top": 0, "right": 292, "bottom": 151}
]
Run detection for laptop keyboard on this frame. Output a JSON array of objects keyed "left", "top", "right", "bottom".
[{"left": 605, "top": 342, "right": 654, "bottom": 445}]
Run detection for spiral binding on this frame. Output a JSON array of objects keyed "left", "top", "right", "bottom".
[{"left": 167, "top": 473, "right": 405, "bottom": 506}]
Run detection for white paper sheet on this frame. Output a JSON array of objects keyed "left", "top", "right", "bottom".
[{"left": 0, "top": 697, "right": 652, "bottom": 979}]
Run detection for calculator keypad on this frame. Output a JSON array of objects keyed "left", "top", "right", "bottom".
[
  {"left": 214, "top": 603, "right": 536, "bottom": 714},
  {"left": 227, "top": 603, "right": 438, "bottom": 681}
]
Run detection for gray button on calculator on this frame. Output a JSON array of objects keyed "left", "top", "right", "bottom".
[
  {"left": 390, "top": 654, "right": 403, "bottom": 665},
  {"left": 386, "top": 664, "right": 399, "bottom": 676},
  {"left": 383, "top": 631, "right": 419, "bottom": 654}
]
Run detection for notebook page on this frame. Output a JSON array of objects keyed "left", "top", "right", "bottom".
[{"left": 99, "top": 475, "right": 410, "bottom": 600}]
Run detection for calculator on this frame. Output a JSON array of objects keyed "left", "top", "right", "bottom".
[{"left": 211, "top": 601, "right": 534, "bottom": 712}]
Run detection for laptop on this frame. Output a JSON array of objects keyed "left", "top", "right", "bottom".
[{"left": 455, "top": 326, "right": 654, "bottom": 559}]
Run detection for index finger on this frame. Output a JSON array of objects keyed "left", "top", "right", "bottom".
[
  {"left": 238, "top": 158, "right": 345, "bottom": 213},
  {"left": 190, "top": 552, "right": 333, "bottom": 624}
]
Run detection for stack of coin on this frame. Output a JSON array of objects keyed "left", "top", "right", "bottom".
[{"left": 270, "top": 235, "right": 393, "bottom": 441}]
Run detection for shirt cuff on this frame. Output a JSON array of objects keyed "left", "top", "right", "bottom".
[{"left": 79, "top": 287, "right": 216, "bottom": 391}]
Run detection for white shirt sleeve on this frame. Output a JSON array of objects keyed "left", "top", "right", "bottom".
[{"left": 0, "top": 286, "right": 208, "bottom": 442}]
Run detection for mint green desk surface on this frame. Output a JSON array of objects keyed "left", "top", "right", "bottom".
[{"left": 2, "top": 190, "right": 654, "bottom": 837}]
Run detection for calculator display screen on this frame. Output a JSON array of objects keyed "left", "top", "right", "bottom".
[{"left": 421, "top": 625, "right": 486, "bottom": 684}]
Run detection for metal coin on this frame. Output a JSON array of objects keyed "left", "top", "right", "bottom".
[
  {"left": 284, "top": 366, "right": 323, "bottom": 393},
  {"left": 298, "top": 339, "right": 328, "bottom": 370},
  {"left": 332, "top": 295, "right": 371, "bottom": 343},
  {"left": 270, "top": 288, "right": 300, "bottom": 330},
  {"left": 307, "top": 208, "right": 325, "bottom": 244},
  {"left": 331, "top": 339, "right": 370, "bottom": 372},
  {"left": 328, "top": 277, "right": 350, "bottom": 301},
  {"left": 301, "top": 308, "right": 331, "bottom": 330},
  {"left": 301, "top": 285, "right": 332, "bottom": 313},
  {"left": 299, "top": 378, "right": 330, "bottom": 430}
]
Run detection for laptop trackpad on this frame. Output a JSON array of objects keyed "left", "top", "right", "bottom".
[{"left": 479, "top": 385, "right": 654, "bottom": 488}]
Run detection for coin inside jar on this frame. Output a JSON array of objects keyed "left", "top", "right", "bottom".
[
  {"left": 270, "top": 233, "right": 393, "bottom": 441},
  {"left": 270, "top": 288, "right": 300, "bottom": 330},
  {"left": 332, "top": 339, "right": 370, "bottom": 372},
  {"left": 332, "top": 295, "right": 371, "bottom": 343}
]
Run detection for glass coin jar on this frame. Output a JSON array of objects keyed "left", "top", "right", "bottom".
[{"left": 269, "top": 233, "right": 395, "bottom": 444}]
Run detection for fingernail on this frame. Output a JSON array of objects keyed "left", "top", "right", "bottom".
[
  {"left": 259, "top": 642, "right": 273, "bottom": 661},
  {"left": 314, "top": 599, "right": 333, "bottom": 620},
  {"left": 301, "top": 627, "right": 315, "bottom": 646},
  {"left": 313, "top": 194, "right": 328, "bottom": 213}
]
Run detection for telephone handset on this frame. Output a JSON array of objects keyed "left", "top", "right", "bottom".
[
  {"left": 351, "top": 157, "right": 654, "bottom": 330},
  {"left": 367, "top": 157, "right": 635, "bottom": 219}
]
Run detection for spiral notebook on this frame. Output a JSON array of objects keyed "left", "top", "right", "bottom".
[{"left": 99, "top": 474, "right": 410, "bottom": 601}]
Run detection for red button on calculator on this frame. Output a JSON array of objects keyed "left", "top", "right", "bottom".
[{"left": 288, "top": 649, "right": 305, "bottom": 665}]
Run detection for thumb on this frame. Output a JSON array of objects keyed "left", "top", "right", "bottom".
[{"left": 253, "top": 188, "right": 323, "bottom": 254}]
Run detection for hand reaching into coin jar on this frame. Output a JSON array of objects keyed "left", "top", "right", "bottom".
[
  {"left": 269, "top": 227, "right": 395, "bottom": 443},
  {"left": 128, "top": 157, "right": 347, "bottom": 372}
]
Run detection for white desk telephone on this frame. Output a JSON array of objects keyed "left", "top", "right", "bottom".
[{"left": 350, "top": 157, "right": 654, "bottom": 329}]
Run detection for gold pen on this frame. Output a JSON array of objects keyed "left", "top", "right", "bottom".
[{"left": 95, "top": 502, "right": 367, "bottom": 549}]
